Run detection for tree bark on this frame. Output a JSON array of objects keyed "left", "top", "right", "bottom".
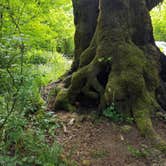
[
  {"left": 71, "top": 0, "right": 99, "bottom": 72},
  {"left": 146, "top": 0, "right": 164, "bottom": 10},
  {"left": 50, "top": 0, "right": 166, "bottom": 152}
]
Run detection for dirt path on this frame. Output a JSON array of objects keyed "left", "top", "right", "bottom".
[{"left": 55, "top": 112, "right": 166, "bottom": 166}]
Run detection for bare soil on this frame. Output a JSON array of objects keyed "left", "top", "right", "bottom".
[{"left": 55, "top": 111, "right": 166, "bottom": 166}]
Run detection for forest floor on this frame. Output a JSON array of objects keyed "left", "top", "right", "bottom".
[{"left": 54, "top": 111, "right": 166, "bottom": 166}]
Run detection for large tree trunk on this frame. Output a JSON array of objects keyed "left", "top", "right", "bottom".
[{"left": 49, "top": 0, "right": 166, "bottom": 151}]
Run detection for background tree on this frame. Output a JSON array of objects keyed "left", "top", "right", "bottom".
[{"left": 51, "top": 0, "right": 166, "bottom": 151}]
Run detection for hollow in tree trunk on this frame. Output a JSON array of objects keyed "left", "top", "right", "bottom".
[{"left": 48, "top": 0, "right": 166, "bottom": 152}]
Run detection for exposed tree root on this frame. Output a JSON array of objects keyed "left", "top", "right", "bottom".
[{"left": 133, "top": 106, "right": 166, "bottom": 152}]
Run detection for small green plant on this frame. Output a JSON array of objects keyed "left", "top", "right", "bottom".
[
  {"left": 103, "top": 103, "right": 123, "bottom": 122},
  {"left": 127, "top": 145, "right": 150, "bottom": 158},
  {"left": 103, "top": 103, "right": 133, "bottom": 123}
]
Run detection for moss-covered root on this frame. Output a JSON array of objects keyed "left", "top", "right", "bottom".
[
  {"left": 133, "top": 103, "right": 166, "bottom": 153},
  {"left": 54, "top": 89, "right": 76, "bottom": 112}
]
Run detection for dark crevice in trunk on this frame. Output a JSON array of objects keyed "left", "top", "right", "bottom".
[{"left": 97, "top": 65, "right": 111, "bottom": 88}]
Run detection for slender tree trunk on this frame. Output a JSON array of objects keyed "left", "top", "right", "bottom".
[{"left": 49, "top": 0, "right": 166, "bottom": 151}]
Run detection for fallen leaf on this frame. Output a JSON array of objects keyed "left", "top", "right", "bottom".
[
  {"left": 120, "top": 134, "right": 124, "bottom": 141},
  {"left": 63, "top": 124, "right": 68, "bottom": 133},
  {"left": 68, "top": 118, "right": 75, "bottom": 125}
]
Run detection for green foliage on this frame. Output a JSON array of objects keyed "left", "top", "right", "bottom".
[
  {"left": 127, "top": 145, "right": 150, "bottom": 158},
  {"left": 0, "top": 55, "right": 69, "bottom": 164},
  {"left": 103, "top": 103, "right": 133, "bottom": 123},
  {"left": 0, "top": 0, "right": 73, "bottom": 164},
  {"left": 151, "top": 1, "right": 166, "bottom": 41},
  {"left": 0, "top": 111, "right": 67, "bottom": 165},
  {"left": 0, "top": 41, "right": 70, "bottom": 165},
  {"left": 103, "top": 103, "right": 122, "bottom": 122},
  {"left": 0, "top": 0, "right": 74, "bottom": 54},
  {"left": 28, "top": 50, "right": 48, "bottom": 65}
]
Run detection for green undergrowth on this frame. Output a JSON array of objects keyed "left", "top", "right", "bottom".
[
  {"left": 0, "top": 110, "right": 68, "bottom": 165},
  {"left": 103, "top": 103, "right": 134, "bottom": 124},
  {"left": 26, "top": 50, "right": 71, "bottom": 85},
  {"left": 0, "top": 0, "right": 74, "bottom": 165},
  {"left": 0, "top": 50, "right": 71, "bottom": 165},
  {"left": 127, "top": 144, "right": 151, "bottom": 158}
]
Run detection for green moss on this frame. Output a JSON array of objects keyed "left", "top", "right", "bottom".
[
  {"left": 134, "top": 109, "right": 153, "bottom": 135},
  {"left": 68, "top": 66, "right": 88, "bottom": 99},
  {"left": 103, "top": 43, "right": 145, "bottom": 105},
  {"left": 55, "top": 89, "right": 76, "bottom": 112},
  {"left": 99, "top": 41, "right": 164, "bottom": 153},
  {"left": 155, "top": 140, "right": 166, "bottom": 153},
  {"left": 143, "top": 60, "right": 159, "bottom": 91},
  {"left": 102, "top": 42, "right": 159, "bottom": 113},
  {"left": 79, "top": 45, "right": 96, "bottom": 67},
  {"left": 132, "top": 97, "right": 166, "bottom": 153}
]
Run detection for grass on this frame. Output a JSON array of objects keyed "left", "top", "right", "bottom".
[{"left": 28, "top": 50, "right": 71, "bottom": 85}]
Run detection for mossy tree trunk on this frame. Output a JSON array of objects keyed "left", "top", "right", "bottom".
[
  {"left": 51, "top": 0, "right": 166, "bottom": 151},
  {"left": 71, "top": 0, "right": 99, "bottom": 72}
]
